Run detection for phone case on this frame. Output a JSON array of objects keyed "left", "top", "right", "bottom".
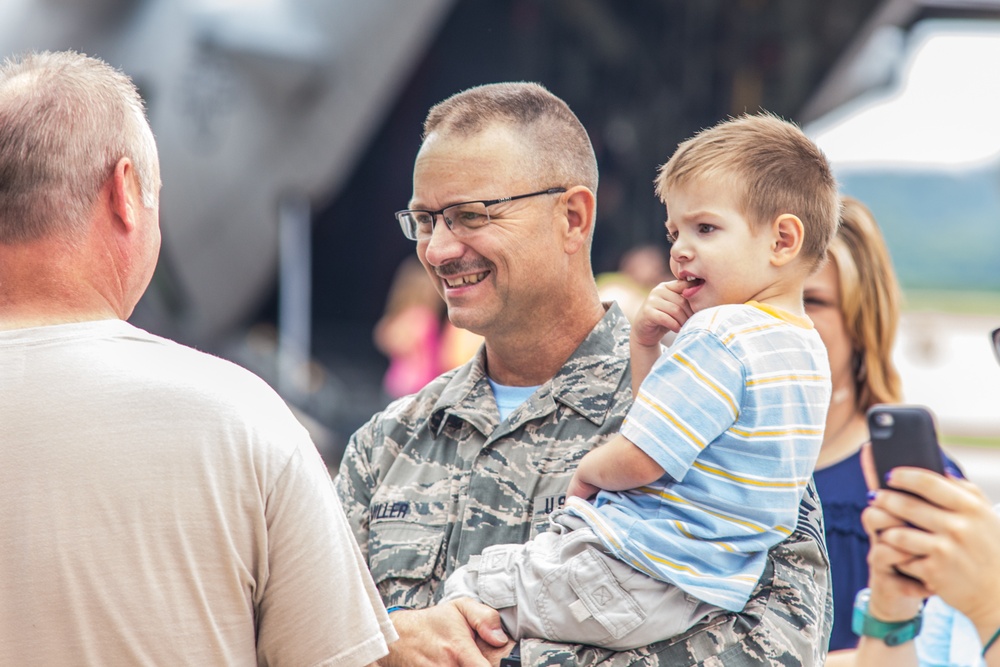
[{"left": 867, "top": 404, "right": 945, "bottom": 488}]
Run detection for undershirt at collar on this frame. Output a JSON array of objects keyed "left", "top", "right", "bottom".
[{"left": 487, "top": 378, "right": 542, "bottom": 421}]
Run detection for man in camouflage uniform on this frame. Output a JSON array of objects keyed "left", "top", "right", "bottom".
[{"left": 336, "top": 81, "right": 832, "bottom": 666}]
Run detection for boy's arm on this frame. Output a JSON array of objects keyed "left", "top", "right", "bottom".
[
  {"left": 629, "top": 280, "right": 692, "bottom": 394},
  {"left": 567, "top": 434, "right": 664, "bottom": 499}
]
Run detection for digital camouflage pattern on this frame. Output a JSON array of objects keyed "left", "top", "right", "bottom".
[{"left": 336, "top": 303, "right": 832, "bottom": 666}]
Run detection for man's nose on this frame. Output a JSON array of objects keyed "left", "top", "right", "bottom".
[{"left": 422, "top": 213, "right": 463, "bottom": 265}]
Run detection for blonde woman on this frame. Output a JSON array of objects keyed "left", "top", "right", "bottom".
[{"left": 807, "top": 196, "right": 960, "bottom": 660}]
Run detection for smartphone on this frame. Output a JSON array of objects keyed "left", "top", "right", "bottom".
[{"left": 867, "top": 404, "right": 945, "bottom": 489}]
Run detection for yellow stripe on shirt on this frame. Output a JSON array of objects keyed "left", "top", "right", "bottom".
[
  {"left": 728, "top": 426, "right": 824, "bottom": 438},
  {"left": 747, "top": 373, "right": 828, "bottom": 386},
  {"left": 690, "top": 460, "right": 803, "bottom": 488},
  {"left": 638, "top": 486, "right": 770, "bottom": 534},
  {"left": 672, "top": 352, "right": 739, "bottom": 418},
  {"left": 635, "top": 392, "right": 707, "bottom": 449}
]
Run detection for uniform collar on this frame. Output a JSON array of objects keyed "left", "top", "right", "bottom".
[{"left": 430, "top": 303, "right": 631, "bottom": 435}]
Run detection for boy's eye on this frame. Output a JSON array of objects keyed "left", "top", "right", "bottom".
[
  {"left": 697, "top": 223, "right": 715, "bottom": 234},
  {"left": 665, "top": 230, "right": 678, "bottom": 243}
]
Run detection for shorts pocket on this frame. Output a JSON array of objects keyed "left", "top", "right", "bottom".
[
  {"left": 476, "top": 545, "right": 520, "bottom": 609},
  {"left": 538, "top": 548, "right": 646, "bottom": 645},
  {"left": 566, "top": 549, "right": 646, "bottom": 639}
]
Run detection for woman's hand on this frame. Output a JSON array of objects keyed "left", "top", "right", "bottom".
[
  {"left": 860, "top": 497, "right": 927, "bottom": 621},
  {"left": 867, "top": 464, "right": 1000, "bottom": 633}
]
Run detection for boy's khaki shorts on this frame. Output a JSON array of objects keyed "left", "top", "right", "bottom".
[{"left": 443, "top": 512, "right": 722, "bottom": 650}]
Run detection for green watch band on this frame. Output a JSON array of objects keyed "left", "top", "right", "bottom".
[{"left": 852, "top": 587, "right": 922, "bottom": 647}]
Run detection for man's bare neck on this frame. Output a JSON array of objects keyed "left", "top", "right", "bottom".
[{"left": 483, "top": 302, "right": 606, "bottom": 386}]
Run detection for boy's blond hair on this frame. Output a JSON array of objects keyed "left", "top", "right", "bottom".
[{"left": 655, "top": 113, "right": 839, "bottom": 269}]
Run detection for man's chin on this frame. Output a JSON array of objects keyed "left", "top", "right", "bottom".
[{"left": 445, "top": 311, "right": 487, "bottom": 337}]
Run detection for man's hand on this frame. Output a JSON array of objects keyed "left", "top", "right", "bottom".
[{"left": 381, "top": 599, "right": 513, "bottom": 667}]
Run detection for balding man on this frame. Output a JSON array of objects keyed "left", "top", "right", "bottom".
[{"left": 0, "top": 50, "right": 395, "bottom": 666}]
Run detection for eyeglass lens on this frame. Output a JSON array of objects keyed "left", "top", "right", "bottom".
[{"left": 410, "top": 201, "right": 491, "bottom": 240}]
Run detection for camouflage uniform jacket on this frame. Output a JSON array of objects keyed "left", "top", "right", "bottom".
[{"left": 336, "top": 304, "right": 833, "bottom": 666}]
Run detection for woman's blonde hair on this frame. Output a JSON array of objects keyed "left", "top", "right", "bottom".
[{"left": 830, "top": 196, "right": 903, "bottom": 410}]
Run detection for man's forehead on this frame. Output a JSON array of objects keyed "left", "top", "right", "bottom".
[
  {"left": 411, "top": 128, "right": 532, "bottom": 207},
  {"left": 420, "top": 122, "right": 525, "bottom": 158}
]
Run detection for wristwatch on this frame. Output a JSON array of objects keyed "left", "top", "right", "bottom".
[{"left": 852, "top": 587, "right": 922, "bottom": 646}]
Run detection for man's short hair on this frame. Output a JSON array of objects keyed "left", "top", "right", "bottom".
[
  {"left": 655, "top": 113, "right": 840, "bottom": 268},
  {"left": 0, "top": 50, "right": 160, "bottom": 244},
  {"left": 423, "top": 81, "right": 598, "bottom": 194}
]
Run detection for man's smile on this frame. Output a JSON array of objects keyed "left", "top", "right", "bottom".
[{"left": 442, "top": 271, "right": 490, "bottom": 288}]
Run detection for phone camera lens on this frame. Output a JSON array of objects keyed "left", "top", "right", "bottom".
[{"left": 874, "top": 412, "right": 894, "bottom": 428}]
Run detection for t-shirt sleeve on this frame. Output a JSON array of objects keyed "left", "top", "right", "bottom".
[
  {"left": 256, "top": 435, "right": 396, "bottom": 667},
  {"left": 620, "top": 328, "right": 744, "bottom": 483}
]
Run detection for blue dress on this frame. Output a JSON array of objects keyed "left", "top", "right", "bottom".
[
  {"left": 815, "top": 448, "right": 964, "bottom": 651},
  {"left": 814, "top": 449, "right": 871, "bottom": 651}
]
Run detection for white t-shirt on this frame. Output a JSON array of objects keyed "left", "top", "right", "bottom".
[{"left": 0, "top": 319, "right": 396, "bottom": 666}]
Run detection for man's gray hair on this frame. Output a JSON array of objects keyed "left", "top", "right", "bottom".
[
  {"left": 0, "top": 50, "right": 160, "bottom": 243},
  {"left": 423, "top": 82, "right": 598, "bottom": 194}
]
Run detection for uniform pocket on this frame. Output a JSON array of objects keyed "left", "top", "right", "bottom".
[{"left": 368, "top": 520, "right": 446, "bottom": 607}]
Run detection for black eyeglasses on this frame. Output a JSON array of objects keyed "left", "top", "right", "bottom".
[
  {"left": 992, "top": 327, "right": 1000, "bottom": 365},
  {"left": 395, "top": 187, "right": 567, "bottom": 241}
]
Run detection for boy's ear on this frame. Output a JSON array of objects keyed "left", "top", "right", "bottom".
[{"left": 769, "top": 213, "right": 804, "bottom": 267}]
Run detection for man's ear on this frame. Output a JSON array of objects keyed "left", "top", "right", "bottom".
[
  {"left": 770, "top": 213, "right": 804, "bottom": 267},
  {"left": 562, "top": 185, "right": 596, "bottom": 255},
  {"left": 109, "top": 157, "right": 140, "bottom": 233}
]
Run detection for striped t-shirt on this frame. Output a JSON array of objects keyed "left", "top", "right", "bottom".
[{"left": 566, "top": 301, "right": 831, "bottom": 611}]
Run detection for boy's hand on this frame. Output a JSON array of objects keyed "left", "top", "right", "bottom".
[
  {"left": 631, "top": 280, "right": 692, "bottom": 347},
  {"left": 629, "top": 281, "right": 692, "bottom": 393},
  {"left": 566, "top": 469, "right": 600, "bottom": 500}
]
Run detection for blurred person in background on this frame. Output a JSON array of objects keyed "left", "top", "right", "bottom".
[
  {"left": 809, "top": 196, "right": 962, "bottom": 662},
  {"left": 0, "top": 50, "right": 394, "bottom": 666},
  {"left": 375, "top": 255, "right": 446, "bottom": 399}
]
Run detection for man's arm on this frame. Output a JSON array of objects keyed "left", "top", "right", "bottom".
[
  {"left": 258, "top": 435, "right": 395, "bottom": 667},
  {"left": 335, "top": 413, "right": 513, "bottom": 667},
  {"left": 335, "top": 416, "right": 388, "bottom": 558}
]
